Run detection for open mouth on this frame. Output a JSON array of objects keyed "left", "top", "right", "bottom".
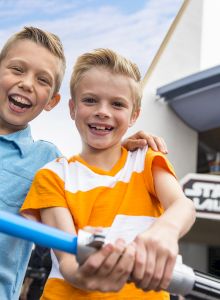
[
  {"left": 88, "top": 124, "right": 113, "bottom": 131},
  {"left": 9, "top": 95, "right": 32, "bottom": 109}
]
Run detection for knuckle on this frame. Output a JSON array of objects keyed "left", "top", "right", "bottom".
[
  {"left": 144, "top": 266, "right": 153, "bottom": 278},
  {"left": 136, "top": 257, "right": 145, "bottom": 268},
  {"left": 87, "top": 260, "right": 98, "bottom": 272},
  {"left": 153, "top": 274, "right": 161, "bottom": 283},
  {"left": 149, "top": 237, "right": 160, "bottom": 248},
  {"left": 134, "top": 234, "right": 144, "bottom": 245},
  {"left": 169, "top": 252, "right": 176, "bottom": 261},
  {"left": 103, "top": 261, "right": 112, "bottom": 272},
  {"left": 127, "top": 251, "right": 135, "bottom": 260}
]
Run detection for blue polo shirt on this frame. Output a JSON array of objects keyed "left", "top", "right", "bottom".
[{"left": 0, "top": 126, "right": 61, "bottom": 300}]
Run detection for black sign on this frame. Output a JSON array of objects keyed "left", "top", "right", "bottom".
[{"left": 180, "top": 173, "right": 220, "bottom": 219}]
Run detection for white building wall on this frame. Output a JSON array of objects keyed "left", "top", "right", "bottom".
[
  {"left": 201, "top": 0, "right": 220, "bottom": 69},
  {"left": 132, "top": 0, "right": 203, "bottom": 179},
  {"left": 129, "top": 0, "right": 220, "bottom": 271}
]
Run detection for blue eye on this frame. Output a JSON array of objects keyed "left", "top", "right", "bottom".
[
  {"left": 82, "top": 98, "right": 96, "bottom": 104},
  {"left": 113, "top": 101, "right": 124, "bottom": 108},
  {"left": 39, "top": 77, "right": 50, "bottom": 85}
]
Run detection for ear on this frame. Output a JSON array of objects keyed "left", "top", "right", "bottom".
[
  {"left": 44, "top": 94, "right": 61, "bottom": 111},
  {"left": 129, "top": 108, "right": 140, "bottom": 127},
  {"left": 69, "top": 99, "right": 76, "bottom": 120}
]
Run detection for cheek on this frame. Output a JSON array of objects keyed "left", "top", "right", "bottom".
[
  {"left": 74, "top": 108, "right": 86, "bottom": 126},
  {"left": 117, "top": 113, "right": 131, "bottom": 129},
  {"left": 38, "top": 82, "right": 53, "bottom": 95}
]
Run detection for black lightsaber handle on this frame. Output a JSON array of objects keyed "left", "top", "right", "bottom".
[
  {"left": 186, "top": 271, "right": 220, "bottom": 300},
  {"left": 168, "top": 262, "right": 220, "bottom": 299}
]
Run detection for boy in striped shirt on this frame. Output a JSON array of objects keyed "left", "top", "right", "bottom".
[{"left": 21, "top": 48, "right": 195, "bottom": 300}]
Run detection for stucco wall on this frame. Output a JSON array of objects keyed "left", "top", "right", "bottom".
[{"left": 131, "top": 0, "right": 204, "bottom": 179}]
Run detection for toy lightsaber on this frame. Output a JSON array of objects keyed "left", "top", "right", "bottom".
[
  {"left": 0, "top": 210, "right": 220, "bottom": 299},
  {"left": 0, "top": 210, "right": 104, "bottom": 264}
]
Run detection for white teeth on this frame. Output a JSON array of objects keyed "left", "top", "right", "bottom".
[
  {"left": 11, "top": 95, "right": 30, "bottom": 105},
  {"left": 90, "top": 125, "right": 112, "bottom": 131}
]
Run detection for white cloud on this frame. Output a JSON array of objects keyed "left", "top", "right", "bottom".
[{"left": 0, "top": 0, "right": 183, "bottom": 157}]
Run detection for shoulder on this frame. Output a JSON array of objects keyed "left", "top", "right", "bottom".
[
  {"left": 146, "top": 147, "right": 167, "bottom": 162},
  {"left": 36, "top": 156, "right": 69, "bottom": 181},
  {"left": 32, "top": 140, "right": 62, "bottom": 160},
  {"left": 146, "top": 147, "right": 176, "bottom": 177}
]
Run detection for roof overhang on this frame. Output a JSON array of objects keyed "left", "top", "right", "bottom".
[{"left": 156, "top": 65, "right": 220, "bottom": 132}]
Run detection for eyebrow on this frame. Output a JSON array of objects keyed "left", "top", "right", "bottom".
[{"left": 8, "top": 58, "right": 55, "bottom": 81}]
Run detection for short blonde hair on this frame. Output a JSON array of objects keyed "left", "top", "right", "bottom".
[
  {"left": 70, "top": 48, "right": 142, "bottom": 111},
  {"left": 0, "top": 26, "right": 66, "bottom": 95}
]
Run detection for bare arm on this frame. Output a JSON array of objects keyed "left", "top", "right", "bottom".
[
  {"left": 40, "top": 207, "right": 135, "bottom": 292},
  {"left": 132, "top": 166, "right": 196, "bottom": 291},
  {"left": 122, "top": 131, "right": 168, "bottom": 153}
]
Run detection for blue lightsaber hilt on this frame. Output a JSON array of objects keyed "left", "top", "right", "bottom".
[
  {"left": 0, "top": 210, "right": 78, "bottom": 254},
  {"left": 0, "top": 210, "right": 104, "bottom": 264}
]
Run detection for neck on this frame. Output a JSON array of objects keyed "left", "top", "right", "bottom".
[
  {"left": 80, "top": 144, "right": 122, "bottom": 171},
  {"left": 0, "top": 122, "right": 27, "bottom": 135}
]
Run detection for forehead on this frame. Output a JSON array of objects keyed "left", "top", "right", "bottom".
[
  {"left": 3, "top": 40, "right": 60, "bottom": 78},
  {"left": 79, "top": 67, "right": 137, "bottom": 93}
]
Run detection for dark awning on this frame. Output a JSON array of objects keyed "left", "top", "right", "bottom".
[{"left": 156, "top": 66, "right": 220, "bottom": 132}]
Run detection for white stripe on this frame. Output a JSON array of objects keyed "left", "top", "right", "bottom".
[
  {"left": 44, "top": 147, "right": 148, "bottom": 193},
  {"left": 48, "top": 214, "right": 155, "bottom": 281},
  {"left": 48, "top": 250, "right": 64, "bottom": 280}
]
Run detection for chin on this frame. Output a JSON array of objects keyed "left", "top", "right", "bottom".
[{"left": 89, "top": 142, "right": 110, "bottom": 150}]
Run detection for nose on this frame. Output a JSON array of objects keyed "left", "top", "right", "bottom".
[
  {"left": 95, "top": 103, "right": 111, "bottom": 119},
  {"left": 18, "top": 74, "right": 34, "bottom": 92}
]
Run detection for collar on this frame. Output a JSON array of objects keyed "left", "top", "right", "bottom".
[{"left": 0, "top": 126, "right": 33, "bottom": 157}]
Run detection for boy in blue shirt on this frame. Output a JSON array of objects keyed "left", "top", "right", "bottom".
[
  {"left": 0, "top": 26, "right": 65, "bottom": 300},
  {"left": 0, "top": 27, "right": 166, "bottom": 299}
]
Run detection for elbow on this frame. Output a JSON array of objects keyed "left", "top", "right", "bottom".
[{"left": 186, "top": 197, "right": 196, "bottom": 225}]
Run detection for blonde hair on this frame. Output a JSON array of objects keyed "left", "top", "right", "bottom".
[
  {"left": 0, "top": 26, "right": 66, "bottom": 94},
  {"left": 70, "top": 48, "right": 142, "bottom": 111}
]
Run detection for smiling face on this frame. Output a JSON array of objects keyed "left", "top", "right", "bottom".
[
  {"left": 0, "top": 40, "right": 61, "bottom": 134},
  {"left": 69, "top": 67, "right": 140, "bottom": 154}
]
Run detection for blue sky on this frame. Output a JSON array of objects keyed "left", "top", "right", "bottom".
[{"left": 0, "top": 0, "right": 183, "bottom": 156}]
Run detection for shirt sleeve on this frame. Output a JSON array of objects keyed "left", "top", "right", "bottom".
[
  {"left": 20, "top": 166, "right": 68, "bottom": 221},
  {"left": 144, "top": 148, "right": 176, "bottom": 198}
]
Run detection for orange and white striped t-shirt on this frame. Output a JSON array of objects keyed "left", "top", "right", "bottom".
[{"left": 21, "top": 146, "right": 175, "bottom": 300}]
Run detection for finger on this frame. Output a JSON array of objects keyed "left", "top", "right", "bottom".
[
  {"left": 147, "top": 254, "right": 167, "bottom": 291},
  {"left": 126, "top": 132, "right": 159, "bottom": 152},
  {"left": 154, "top": 137, "right": 168, "bottom": 154},
  {"left": 145, "top": 136, "right": 159, "bottom": 152},
  {"left": 123, "top": 139, "right": 147, "bottom": 151},
  {"left": 131, "top": 240, "right": 146, "bottom": 283},
  {"left": 130, "top": 131, "right": 168, "bottom": 154},
  {"left": 158, "top": 255, "right": 176, "bottom": 290},
  {"left": 113, "top": 242, "right": 136, "bottom": 282},
  {"left": 96, "top": 239, "right": 126, "bottom": 277},
  {"left": 81, "top": 243, "right": 114, "bottom": 275},
  {"left": 160, "top": 138, "right": 168, "bottom": 154},
  {"left": 138, "top": 249, "right": 156, "bottom": 291}
]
